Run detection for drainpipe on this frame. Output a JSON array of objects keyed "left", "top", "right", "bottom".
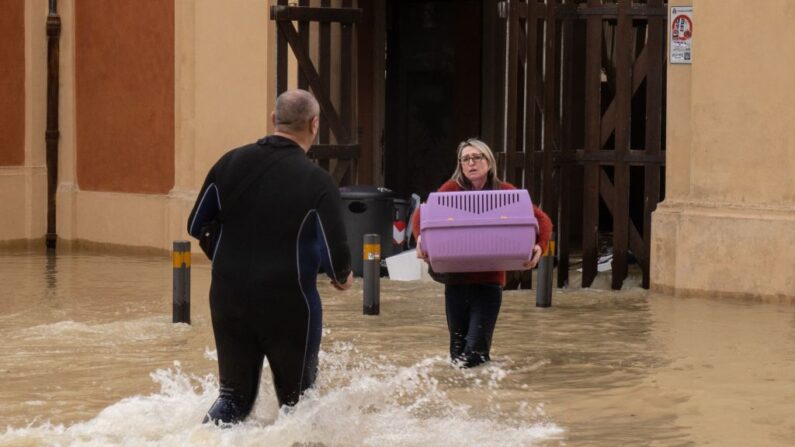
[{"left": 45, "top": 0, "right": 61, "bottom": 249}]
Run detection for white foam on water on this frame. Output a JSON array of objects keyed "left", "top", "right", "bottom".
[
  {"left": 13, "top": 317, "right": 185, "bottom": 344},
  {"left": 1, "top": 343, "right": 564, "bottom": 447}
]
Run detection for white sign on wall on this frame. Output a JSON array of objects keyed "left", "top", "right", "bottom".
[{"left": 669, "top": 6, "right": 693, "bottom": 64}]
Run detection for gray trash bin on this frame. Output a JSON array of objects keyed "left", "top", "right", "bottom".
[{"left": 339, "top": 186, "right": 394, "bottom": 277}]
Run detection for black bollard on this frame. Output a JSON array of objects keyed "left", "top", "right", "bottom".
[
  {"left": 172, "top": 240, "right": 191, "bottom": 324},
  {"left": 535, "top": 232, "right": 555, "bottom": 308},
  {"left": 362, "top": 233, "right": 380, "bottom": 315}
]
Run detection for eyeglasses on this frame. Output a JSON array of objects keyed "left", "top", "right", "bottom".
[{"left": 460, "top": 154, "right": 485, "bottom": 164}]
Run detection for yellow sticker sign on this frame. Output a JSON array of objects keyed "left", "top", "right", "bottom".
[
  {"left": 363, "top": 243, "right": 381, "bottom": 261},
  {"left": 172, "top": 250, "right": 191, "bottom": 268},
  {"left": 546, "top": 240, "right": 556, "bottom": 256}
]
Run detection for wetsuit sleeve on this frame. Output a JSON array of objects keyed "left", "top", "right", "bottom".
[
  {"left": 314, "top": 174, "right": 352, "bottom": 283},
  {"left": 187, "top": 163, "right": 221, "bottom": 239}
]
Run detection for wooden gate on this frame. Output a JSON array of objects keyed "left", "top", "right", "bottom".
[
  {"left": 270, "top": 1, "right": 361, "bottom": 185},
  {"left": 499, "top": 0, "right": 667, "bottom": 289}
]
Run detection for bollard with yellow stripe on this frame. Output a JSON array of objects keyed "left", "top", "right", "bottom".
[
  {"left": 362, "top": 234, "right": 380, "bottom": 315},
  {"left": 363, "top": 242, "right": 381, "bottom": 261},
  {"left": 172, "top": 240, "right": 191, "bottom": 324},
  {"left": 172, "top": 246, "right": 191, "bottom": 268},
  {"left": 546, "top": 238, "right": 556, "bottom": 256},
  {"left": 536, "top": 232, "right": 555, "bottom": 308}
]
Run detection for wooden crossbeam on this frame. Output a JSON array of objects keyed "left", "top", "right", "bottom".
[
  {"left": 307, "top": 144, "right": 359, "bottom": 160},
  {"left": 599, "top": 169, "right": 646, "bottom": 262},
  {"left": 332, "top": 160, "right": 352, "bottom": 184},
  {"left": 554, "top": 149, "right": 665, "bottom": 164},
  {"left": 276, "top": 20, "right": 350, "bottom": 144},
  {"left": 503, "top": 149, "right": 665, "bottom": 167},
  {"left": 499, "top": 0, "right": 667, "bottom": 290},
  {"left": 499, "top": 1, "right": 546, "bottom": 20},
  {"left": 271, "top": 3, "right": 360, "bottom": 186},
  {"left": 270, "top": 5, "right": 361, "bottom": 23},
  {"left": 600, "top": 44, "right": 649, "bottom": 147},
  {"left": 556, "top": 4, "right": 667, "bottom": 19}
]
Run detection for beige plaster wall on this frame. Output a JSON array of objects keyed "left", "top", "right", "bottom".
[
  {"left": 652, "top": 0, "right": 795, "bottom": 300},
  {"left": 50, "top": 0, "right": 274, "bottom": 252},
  {"left": 1, "top": 0, "right": 338, "bottom": 253},
  {"left": 167, "top": 0, "right": 274, "bottom": 254},
  {"left": 0, "top": 0, "right": 48, "bottom": 243},
  {"left": 190, "top": 0, "right": 273, "bottom": 187}
]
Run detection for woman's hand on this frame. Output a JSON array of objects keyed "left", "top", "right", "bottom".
[
  {"left": 523, "top": 244, "right": 543, "bottom": 269},
  {"left": 415, "top": 235, "right": 429, "bottom": 263}
]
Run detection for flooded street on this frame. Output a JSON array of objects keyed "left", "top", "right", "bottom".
[{"left": 1, "top": 248, "right": 794, "bottom": 446}]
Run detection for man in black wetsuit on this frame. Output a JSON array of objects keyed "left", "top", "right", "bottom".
[{"left": 187, "top": 89, "right": 352, "bottom": 424}]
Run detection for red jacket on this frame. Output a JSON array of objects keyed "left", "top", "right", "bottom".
[{"left": 411, "top": 180, "right": 553, "bottom": 286}]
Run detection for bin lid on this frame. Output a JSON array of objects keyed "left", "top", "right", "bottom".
[{"left": 339, "top": 185, "right": 395, "bottom": 200}]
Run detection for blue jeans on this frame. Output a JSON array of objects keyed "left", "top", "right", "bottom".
[{"left": 444, "top": 283, "right": 503, "bottom": 368}]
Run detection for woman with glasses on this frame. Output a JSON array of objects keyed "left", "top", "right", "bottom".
[{"left": 412, "top": 138, "right": 553, "bottom": 368}]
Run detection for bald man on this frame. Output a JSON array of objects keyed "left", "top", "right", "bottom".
[{"left": 188, "top": 89, "right": 353, "bottom": 424}]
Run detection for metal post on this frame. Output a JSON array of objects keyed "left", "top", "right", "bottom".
[
  {"left": 45, "top": 0, "right": 61, "bottom": 249},
  {"left": 536, "top": 232, "right": 555, "bottom": 308},
  {"left": 172, "top": 241, "right": 191, "bottom": 324},
  {"left": 362, "top": 233, "right": 380, "bottom": 315}
]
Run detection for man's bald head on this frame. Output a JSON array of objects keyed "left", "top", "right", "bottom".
[{"left": 273, "top": 89, "right": 320, "bottom": 134}]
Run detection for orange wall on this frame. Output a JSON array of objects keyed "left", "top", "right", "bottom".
[
  {"left": 75, "top": 0, "right": 174, "bottom": 193},
  {"left": 0, "top": 0, "right": 25, "bottom": 166}
]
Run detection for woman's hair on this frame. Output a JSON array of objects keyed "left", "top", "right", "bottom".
[{"left": 450, "top": 138, "right": 502, "bottom": 190}]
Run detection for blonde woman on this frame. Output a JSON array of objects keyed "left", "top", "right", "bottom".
[{"left": 412, "top": 138, "right": 553, "bottom": 368}]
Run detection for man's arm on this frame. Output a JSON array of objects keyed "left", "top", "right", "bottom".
[
  {"left": 314, "top": 174, "right": 352, "bottom": 288},
  {"left": 187, "top": 165, "right": 221, "bottom": 239}
]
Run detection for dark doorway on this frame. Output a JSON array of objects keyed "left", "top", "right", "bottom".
[{"left": 385, "top": 0, "right": 482, "bottom": 200}]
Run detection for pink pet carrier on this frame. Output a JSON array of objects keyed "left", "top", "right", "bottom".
[{"left": 419, "top": 189, "right": 539, "bottom": 273}]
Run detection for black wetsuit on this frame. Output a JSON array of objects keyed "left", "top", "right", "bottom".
[{"left": 187, "top": 135, "right": 351, "bottom": 424}]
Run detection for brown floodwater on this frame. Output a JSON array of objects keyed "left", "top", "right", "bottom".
[{"left": 0, "top": 247, "right": 793, "bottom": 446}]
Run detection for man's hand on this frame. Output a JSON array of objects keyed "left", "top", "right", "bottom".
[
  {"left": 522, "top": 244, "right": 543, "bottom": 269},
  {"left": 331, "top": 271, "right": 353, "bottom": 291}
]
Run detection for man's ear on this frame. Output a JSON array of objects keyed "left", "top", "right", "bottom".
[
  {"left": 310, "top": 115, "right": 320, "bottom": 135},
  {"left": 271, "top": 112, "right": 277, "bottom": 128}
]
